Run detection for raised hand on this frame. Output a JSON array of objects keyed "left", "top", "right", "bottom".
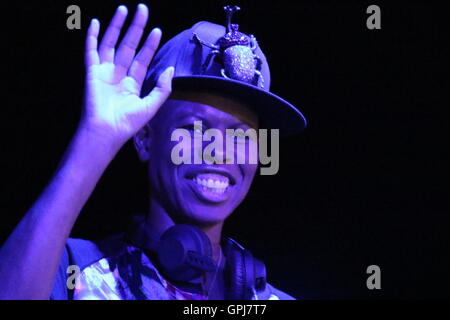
[{"left": 82, "top": 4, "right": 173, "bottom": 148}]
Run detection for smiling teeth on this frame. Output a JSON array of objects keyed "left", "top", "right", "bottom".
[{"left": 193, "top": 177, "right": 229, "bottom": 194}]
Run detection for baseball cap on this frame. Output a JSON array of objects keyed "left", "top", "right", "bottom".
[{"left": 141, "top": 6, "right": 307, "bottom": 135}]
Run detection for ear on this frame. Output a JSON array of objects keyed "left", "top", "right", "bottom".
[{"left": 133, "top": 123, "right": 152, "bottom": 162}]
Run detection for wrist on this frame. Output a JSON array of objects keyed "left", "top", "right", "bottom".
[
  {"left": 72, "top": 122, "right": 123, "bottom": 164},
  {"left": 76, "top": 120, "right": 126, "bottom": 157}
]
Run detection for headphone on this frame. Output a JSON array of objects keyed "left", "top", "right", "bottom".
[{"left": 128, "top": 221, "right": 267, "bottom": 300}]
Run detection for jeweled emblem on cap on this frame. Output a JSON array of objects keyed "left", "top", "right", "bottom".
[{"left": 192, "top": 5, "right": 265, "bottom": 88}]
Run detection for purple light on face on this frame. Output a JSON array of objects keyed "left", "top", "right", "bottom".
[{"left": 146, "top": 99, "right": 259, "bottom": 225}]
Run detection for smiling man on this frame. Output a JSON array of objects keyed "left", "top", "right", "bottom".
[
  {"left": 137, "top": 92, "right": 259, "bottom": 230},
  {"left": 0, "top": 4, "right": 306, "bottom": 300}
]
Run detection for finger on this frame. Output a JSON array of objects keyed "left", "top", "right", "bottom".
[
  {"left": 115, "top": 4, "right": 149, "bottom": 74},
  {"left": 142, "top": 66, "right": 174, "bottom": 115},
  {"left": 85, "top": 18, "right": 100, "bottom": 67},
  {"left": 128, "top": 28, "right": 162, "bottom": 88},
  {"left": 98, "top": 5, "right": 128, "bottom": 63}
]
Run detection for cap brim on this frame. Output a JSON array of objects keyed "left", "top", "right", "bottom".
[{"left": 172, "top": 76, "right": 307, "bottom": 136}]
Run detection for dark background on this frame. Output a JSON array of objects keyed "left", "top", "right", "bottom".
[{"left": 1, "top": 0, "right": 449, "bottom": 299}]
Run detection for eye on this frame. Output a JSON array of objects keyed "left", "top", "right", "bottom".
[
  {"left": 226, "top": 129, "right": 254, "bottom": 144},
  {"left": 180, "top": 123, "right": 203, "bottom": 134},
  {"left": 235, "top": 131, "right": 247, "bottom": 141}
]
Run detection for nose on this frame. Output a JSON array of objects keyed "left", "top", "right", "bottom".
[
  {"left": 202, "top": 129, "right": 258, "bottom": 165},
  {"left": 201, "top": 133, "right": 234, "bottom": 164}
]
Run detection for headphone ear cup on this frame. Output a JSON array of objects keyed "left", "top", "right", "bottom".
[
  {"left": 224, "top": 242, "right": 243, "bottom": 300},
  {"left": 224, "top": 239, "right": 255, "bottom": 300},
  {"left": 157, "top": 224, "right": 213, "bottom": 282}
]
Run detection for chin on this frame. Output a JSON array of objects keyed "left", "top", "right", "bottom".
[{"left": 177, "top": 202, "right": 233, "bottom": 227}]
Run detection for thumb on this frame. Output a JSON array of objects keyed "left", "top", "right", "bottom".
[{"left": 142, "top": 66, "right": 174, "bottom": 112}]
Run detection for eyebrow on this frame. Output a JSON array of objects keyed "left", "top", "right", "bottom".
[
  {"left": 176, "top": 114, "right": 253, "bottom": 130},
  {"left": 175, "top": 114, "right": 211, "bottom": 128},
  {"left": 230, "top": 121, "right": 252, "bottom": 129}
]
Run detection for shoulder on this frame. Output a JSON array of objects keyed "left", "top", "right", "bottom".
[
  {"left": 225, "top": 237, "right": 297, "bottom": 300},
  {"left": 65, "top": 235, "right": 128, "bottom": 271},
  {"left": 263, "top": 283, "right": 297, "bottom": 300},
  {"left": 50, "top": 235, "right": 129, "bottom": 300}
]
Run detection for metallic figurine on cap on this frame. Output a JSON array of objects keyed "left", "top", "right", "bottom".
[{"left": 193, "top": 5, "right": 265, "bottom": 88}]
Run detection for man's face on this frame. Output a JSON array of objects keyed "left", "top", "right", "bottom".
[{"left": 141, "top": 91, "right": 259, "bottom": 227}]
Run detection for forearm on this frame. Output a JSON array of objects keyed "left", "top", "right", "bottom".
[
  {"left": 0, "top": 2, "right": 170, "bottom": 300},
  {"left": 0, "top": 124, "right": 120, "bottom": 299}
]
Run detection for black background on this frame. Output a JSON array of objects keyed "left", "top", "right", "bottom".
[{"left": 1, "top": 0, "right": 449, "bottom": 299}]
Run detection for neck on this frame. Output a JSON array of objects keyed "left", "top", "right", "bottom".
[{"left": 201, "top": 224, "right": 224, "bottom": 264}]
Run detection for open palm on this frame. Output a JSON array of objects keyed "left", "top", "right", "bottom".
[{"left": 82, "top": 4, "right": 173, "bottom": 146}]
